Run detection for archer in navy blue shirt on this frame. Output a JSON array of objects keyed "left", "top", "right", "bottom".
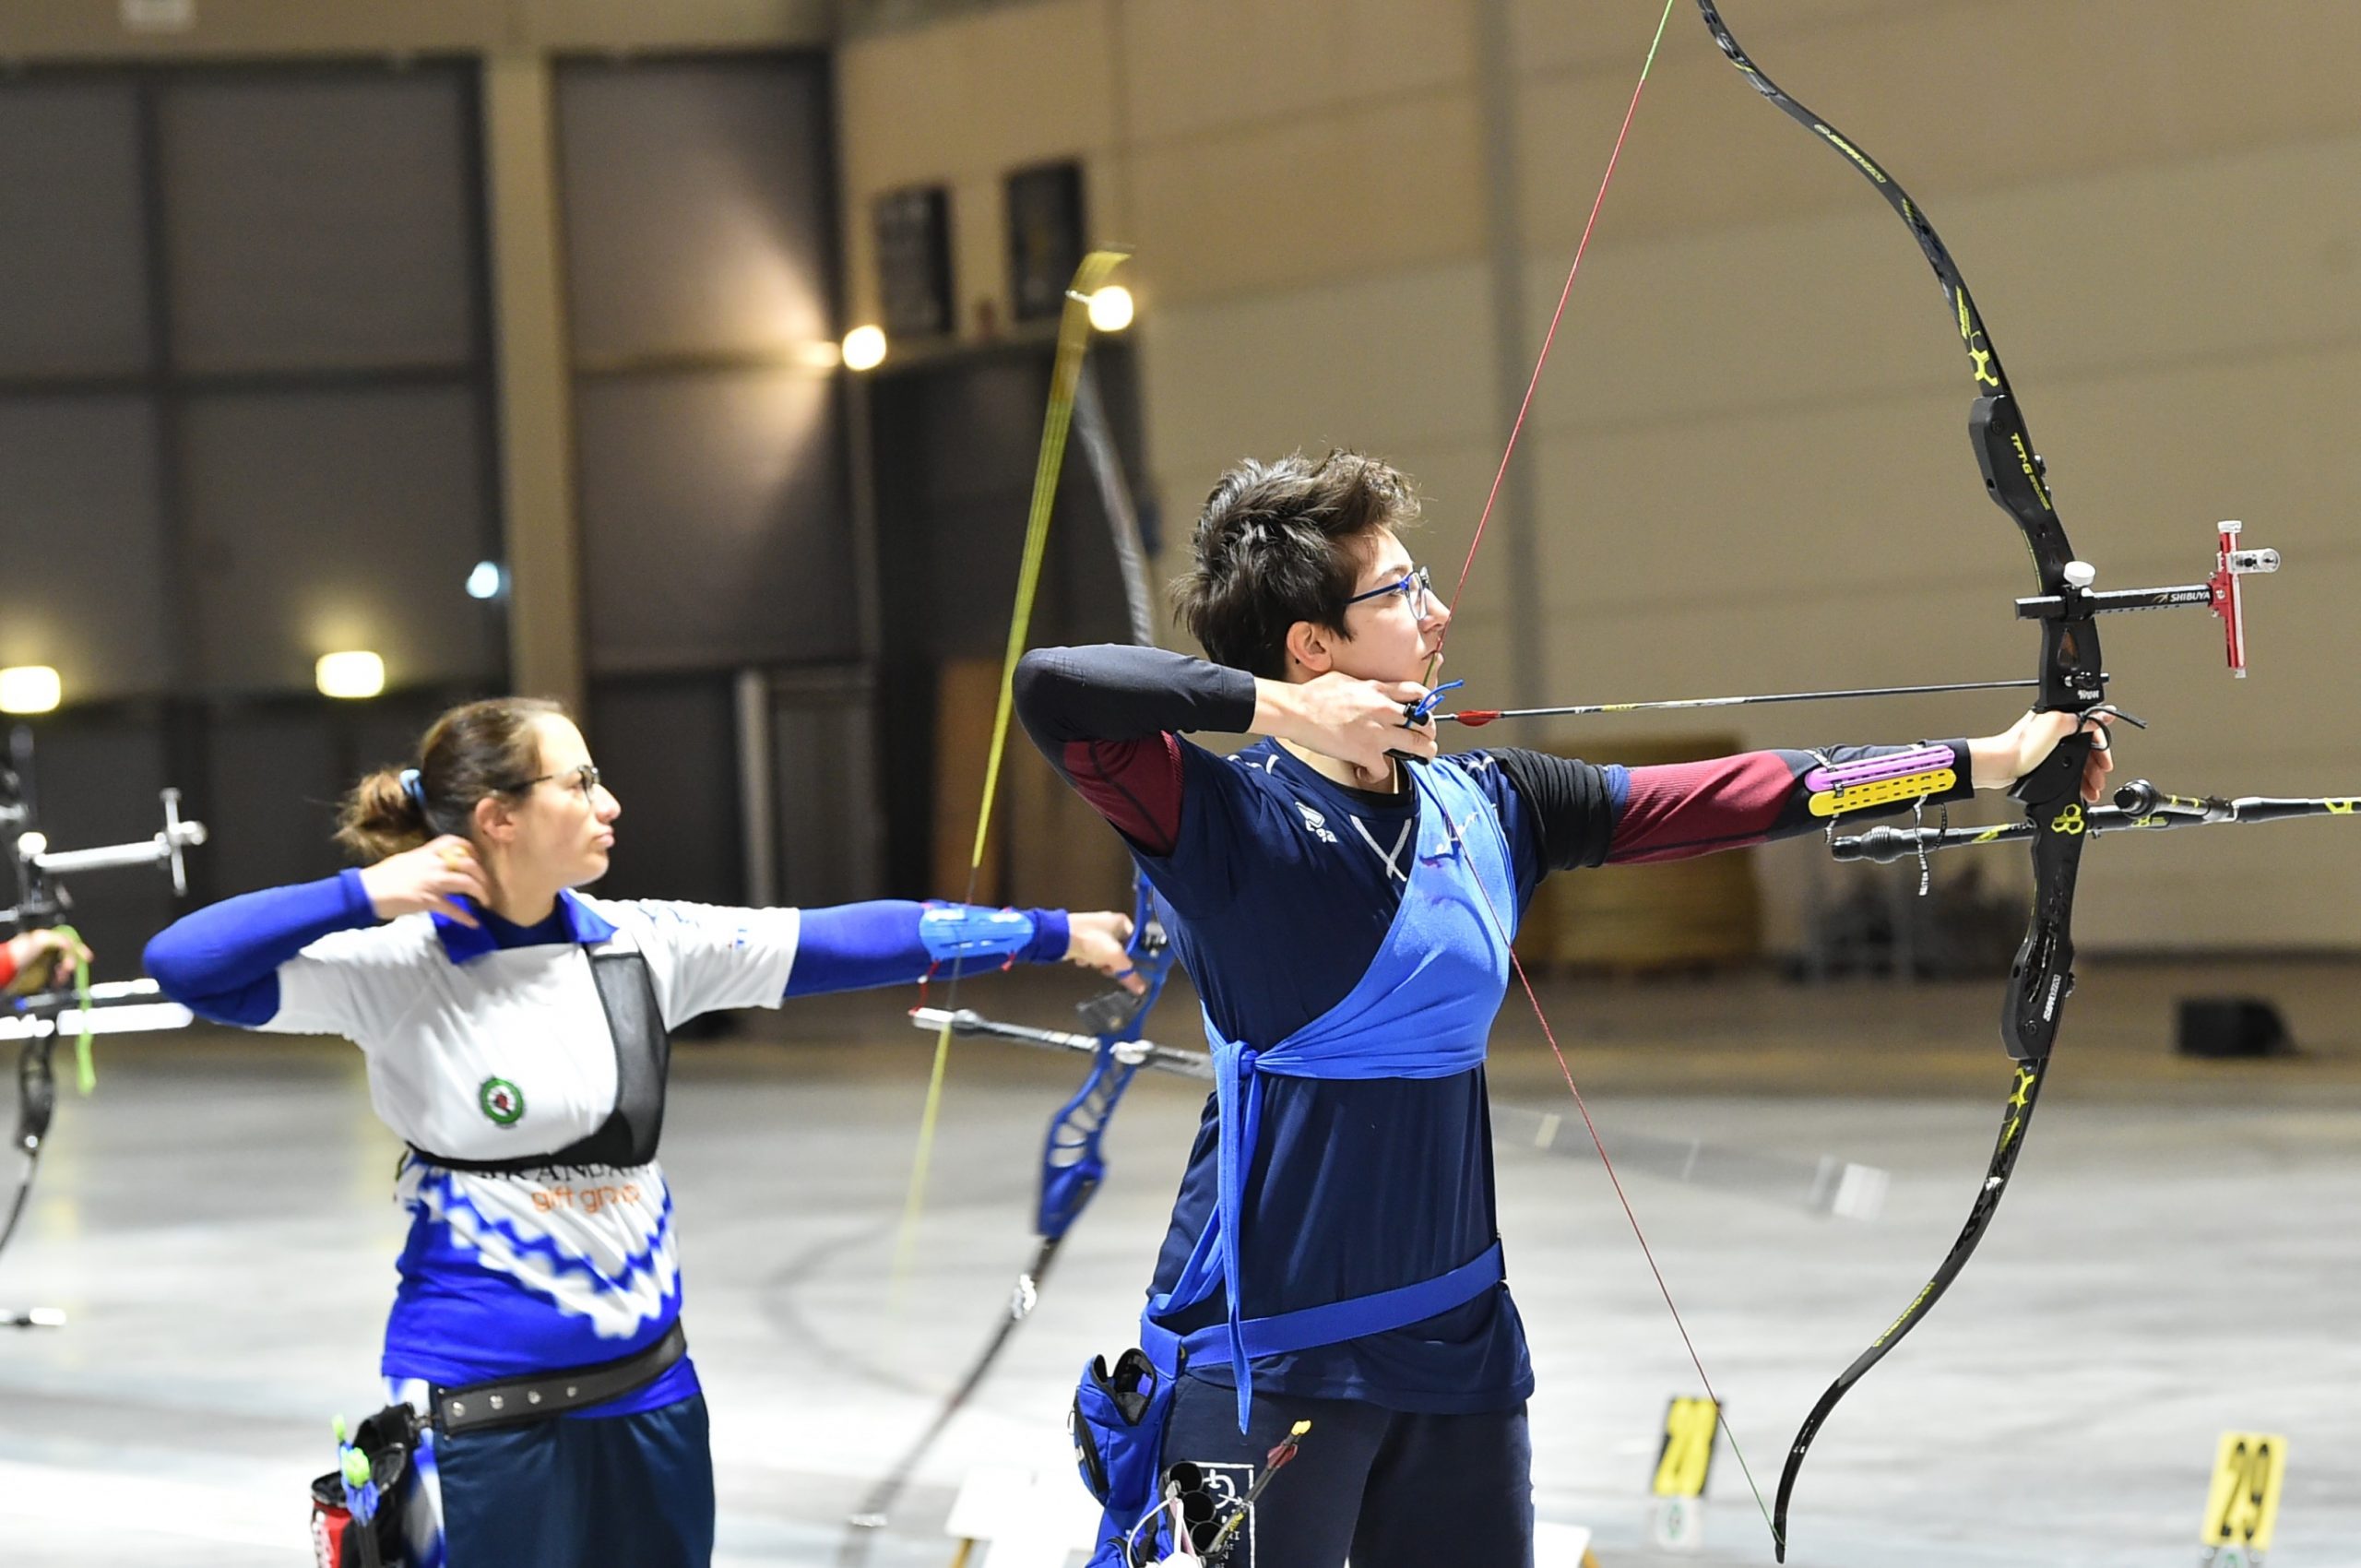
[{"left": 1016, "top": 641, "right": 1976, "bottom": 1414}]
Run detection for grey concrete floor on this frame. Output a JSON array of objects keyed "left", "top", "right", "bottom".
[{"left": 3, "top": 957, "right": 2359, "bottom": 1566}]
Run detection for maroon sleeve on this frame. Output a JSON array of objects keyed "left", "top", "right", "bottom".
[
  {"left": 1607, "top": 753, "right": 1805, "bottom": 863},
  {"left": 1055, "top": 734, "right": 1187, "bottom": 856},
  {"left": 1606, "top": 742, "right": 1974, "bottom": 864}
]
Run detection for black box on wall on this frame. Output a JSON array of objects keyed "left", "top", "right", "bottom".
[
  {"left": 1005, "top": 160, "right": 1085, "bottom": 324},
  {"left": 874, "top": 184, "right": 955, "bottom": 339},
  {"left": 2176, "top": 997, "right": 2292, "bottom": 1059}
]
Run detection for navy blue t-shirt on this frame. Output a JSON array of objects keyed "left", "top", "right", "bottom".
[
  {"left": 1014, "top": 642, "right": 1972, "bottom": 1415},
  {"left": 1139, "top": 740, "right": 1583, "bottom": 1411}
]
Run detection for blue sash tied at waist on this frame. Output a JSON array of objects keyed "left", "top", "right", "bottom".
[{"left": 1145, "top": 758, "right": 1521, "bottom": 1429}]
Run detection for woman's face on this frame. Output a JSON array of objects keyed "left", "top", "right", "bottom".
[{"left": 497, "top": 716, "right": 621, "bottom": 889}]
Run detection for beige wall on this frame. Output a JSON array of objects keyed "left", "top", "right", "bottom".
[
  {"left": 838, "top": 0, "right": 2361, "bottom": 951},
  {"left": 0, "top": 0, "right": 832, "bottom": 57}
]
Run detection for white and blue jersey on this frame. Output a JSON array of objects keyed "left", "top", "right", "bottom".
[
  {"left": 148, "top": 873, "right": 1075, "bottom": 1565},
  {"left": 146, "top": 876, "right": 1074, "bottom": 1411},
  {"left": 257, "top": 888, "right": 800, "bottom": 1410}
]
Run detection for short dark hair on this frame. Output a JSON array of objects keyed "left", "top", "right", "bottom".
[{"left": 1170, "top": 450, "right": 1419, "bottom": 677}]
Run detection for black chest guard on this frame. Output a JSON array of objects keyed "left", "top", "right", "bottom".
[{"left": 412, "top": 947, "right": 670, "bottom": 1174}]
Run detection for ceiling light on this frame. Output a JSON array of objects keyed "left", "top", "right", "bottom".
[
  {"left": 0, "top": 666, "right": 60, "bottom": 714},
  {"left": 315, "top": 651, "right": 386, "bottom": 700},
  {"left": 1087, "top": 285, "right": 1134, "bottom": 333},
  {"left": 841, "top": 325, "right": 888, "bottom": 372}
]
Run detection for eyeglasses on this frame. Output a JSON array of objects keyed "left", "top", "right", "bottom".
[
  {"left": 498, "top": 763, "right": 602, "bottom": 801},
  {"left": 1344, "top": 564, "right": 1436, "bottom": 616}
]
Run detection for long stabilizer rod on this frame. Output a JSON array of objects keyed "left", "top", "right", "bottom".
[
  {"left": 907, "top": 1009, "right": 1886, "bottom": 1220},
  {"left": 1833, "top": 779, "right": 2359, "bottom": 864}
]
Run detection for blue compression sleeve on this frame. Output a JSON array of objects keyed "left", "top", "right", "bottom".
[
  {"left": 144, "top": 870, "right": 378, "bottom": 1026},
  {"left": 782, "top": 900, "right": 1070, "bottom": 997}
]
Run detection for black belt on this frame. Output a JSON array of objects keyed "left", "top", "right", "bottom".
[{"left": 431, "top": 1319, "right": 688, "bottom": 1437}]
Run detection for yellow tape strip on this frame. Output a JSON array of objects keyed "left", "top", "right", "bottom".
[
  {"left": 890, "top": 248, "right": 1132, "bottom": 1293},
  {"left": 1808, "top": 769, "right": 1956, "bottom": 818}
]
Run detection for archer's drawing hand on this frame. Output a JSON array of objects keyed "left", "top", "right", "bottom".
[
  {"left": 1258, "top": 672, "right": 1438, "bottom": 784},
  {"left": 1063, "top": 909, "right": 1146, "bottom": 994},
  {"left": 1972, "top": 709, "right": 2117, "bottom": 802},
  {"left": 359, "top": 835, "right": 492, "bottom": 926},
  {"left": 4, "top": 927, "right": 92, "bottom": 993}
]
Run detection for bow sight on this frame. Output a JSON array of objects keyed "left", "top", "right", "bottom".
[
  {"left": 2013, "top": 522, "right": 2281, "bottom": 677},
  {"left": 2, "top": 725, "right": 209, "bottom": 1329}
]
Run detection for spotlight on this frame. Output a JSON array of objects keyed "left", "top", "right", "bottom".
[
  {"left": 1087, "top": 285, "right": 1134, "bottom": 333},
  {"left": 841, "top": 325, "right": 888, "bottom": 372},
  {"left": 315, "top": 651, "right": 386, "bottom": 700},
  {"left": 0, "top": 666, "right": 61, "bottom": 714},
  {"left": 466, "top": 561, "right": 506, "bottom": 600}
]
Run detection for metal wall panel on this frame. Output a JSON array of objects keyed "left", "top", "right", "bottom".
[
  {"left": 556, "top": 57, "right": 836, "bottom": 364},
  {"left": 0, "top": 80, "right": 149, "bottom": 377},
  {"left": 158, "top": 70, "right": 478, "bottom": 374},
  {"left": 0, "top": 398, "right": 172, "bottom": 701},
  {"left": 179, "top": 386, "right": 501, "bottom": 695}
]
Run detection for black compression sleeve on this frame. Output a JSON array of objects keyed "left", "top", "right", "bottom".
[
  {"left": 1014, "top": 645, "right": 1258, "bottom": 748},
  {"left": 1492, "top": 748, "right": 1619, "bottom": 873}
]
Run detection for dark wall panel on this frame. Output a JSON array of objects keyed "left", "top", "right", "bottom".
[
  {"left": 583, "top": 676, "right": 743, "bottom": 909},
  {"left": 866, "top": 343, "right": 1150, "bottom": 895},
  {"left": 0, "top": 397, "right": 172, "bottom": 701},
  {"left": 870, "top": 342, "right": 1145, "bottom": 664},
  {"left": 0, "top": 79, "right": 148, "bottom": 377},
  {"left": 199, "top": 707, "right": 349, "bottom": 897},
  {"left": 159, "top": 70, "right": 478, "bottom": 374},
  {"left": 179, "top": 386, "right": 502, "bottom": 695},
  {"left": 557, "top": 53, "right": 849, "bottom": 678},
  {"left": 575, "top": 370, "right": 852, "bottom": 672},
  {"left": 556, "top": 57, "right": 836, "bottom": 363}
]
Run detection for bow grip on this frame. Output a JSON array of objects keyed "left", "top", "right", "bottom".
[{"left": 2000, "top": 730, "right": 2093, "bottom": 1061}]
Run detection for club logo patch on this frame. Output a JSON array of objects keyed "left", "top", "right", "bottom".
[{"left": 478, "top": 1076, "right": 526, "bottom": 1126}]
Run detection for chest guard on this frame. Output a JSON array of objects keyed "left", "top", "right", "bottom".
[{"left": 412, "top": 948, "right": 670, "bottom": 1173}]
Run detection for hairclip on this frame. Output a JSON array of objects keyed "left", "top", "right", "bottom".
[{"left": 398, "top": 767, "right": 430, "bottom": 816}]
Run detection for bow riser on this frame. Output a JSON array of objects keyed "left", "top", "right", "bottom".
[{"left": 1968, "top": 386, "right": 2105, "bottom": 1061}]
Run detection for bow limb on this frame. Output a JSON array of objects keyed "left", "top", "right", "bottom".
[
  {"left": 837, "top": 894, "right": 1173, "bottom": 1556},
  {"left": 1038, "top": 331, "right": 1180, "bottom": 1246},
  {"left": 846, "top": 253, "right": 1148, "bottom": 1553},
  {"left": 1691, "top": 5, "right": 2106, "bottom": 1553},
  {"left": 887, "top": 247, "right": 1132, "bottom": 1288}
]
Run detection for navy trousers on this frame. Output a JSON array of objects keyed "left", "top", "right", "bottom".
[
  {"left": 1161, "top": 1379, "right": 1534, "bottom": 1567},
  {"left": 435, "top": 1393, "right": 715, "bottom": 1568}
]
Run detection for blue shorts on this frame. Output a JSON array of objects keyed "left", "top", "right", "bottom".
[
  {"left": 1162, "top": 1378, "right": 1533, "bottom": 1567},
  {"left": 431, "top": 1393, "right": 714, "bottom": 1568}
]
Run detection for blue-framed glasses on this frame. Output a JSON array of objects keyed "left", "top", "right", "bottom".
[{"left": 1344, "top": 564, "right": 1436, "bottom": 616}]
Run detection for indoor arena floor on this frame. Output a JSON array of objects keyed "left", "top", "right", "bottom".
[{"left": 4, "top": 957, "right": 2358, "bottom": 1566}]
